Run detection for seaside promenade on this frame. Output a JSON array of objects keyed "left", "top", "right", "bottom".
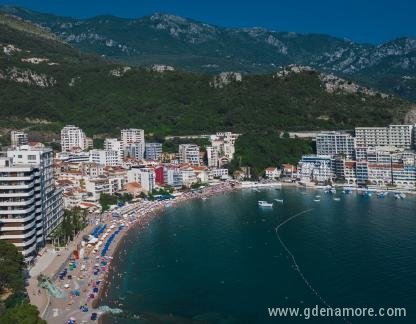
[{"left": 30, "top": 182, "right": 235, "bottom": 323}]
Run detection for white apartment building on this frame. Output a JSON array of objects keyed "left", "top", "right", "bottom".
[
  {"left": 209, "top": 168, "right": 229, "bottom": 179},
  {"left": 206, "top": 146, "right": 219, "bottom": 167},
  {"left": 104, "top": 138, "right": 123, "bottom": 163},
  {"left": 355, "top": 125, "right": 414, "bottom": 149},
  {"left": 61, "top": 125, "right": 87, "bottom": 152},
  {"left": 85, "top": 178, "right": 110, "bottom": 200},
  {"left": 265, "top": 167, "right": 281, "bottom": 180},
  {"left": 0, "top": 146, "right": 64, "bottom": 262},
  {"left": 208, "top": 132, "right": 239, "bottom": 167},
  {"left": 89, "top": 149, "right": 120, "bottom": 166},
  {"left": 164, "top": 167, "right": 183, "bottom": 188},
  {"left": 388, "top": 125, "right": 413, "bottom": 149},
  {"left": 178, "top": 144, "right": 200, "bottom": 165},
  {"left": 10, "top": 130, "right": 28, "bottom": 148},
  {"left": 127, "top": 167, "right": 155, "bottom": 193},
  {"left": 145, "top": 143, "right": 163, "bottom": 161},
  {"left": 121, "top": 129, "right": 145, "bottom": 146},
  {"left": 298, "top": 155, "right": 333, "bottom": 183},
  {"left": 121, "top": 128, "right": 145, "bottom": 158},
  {"left": 316, "top": 131, "right": 356, "bottom": 158}
]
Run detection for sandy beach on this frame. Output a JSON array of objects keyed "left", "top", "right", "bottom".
[{"left": 33, "top": 181, "right": 237, "bottom": 324}]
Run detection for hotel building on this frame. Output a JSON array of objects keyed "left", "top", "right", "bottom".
[
  {"left": 61, "top": 125, "right": 87, "bottom": 152},
  {"left": 0, "top": 146, "right": 64, "bottom": 262}
]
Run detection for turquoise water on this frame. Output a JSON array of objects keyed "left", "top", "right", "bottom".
[{"left": 103, "top": 188, "right": 416, "bottom": 323}]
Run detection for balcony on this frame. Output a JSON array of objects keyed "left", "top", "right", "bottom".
[
  {"left": 0, "top": 205, "right": 35, "bottom": 215},
  {"left": 0, "top": 220, "right": 36, "bottom": 231},
  {"left": 0, "top": 228, "right": 36, "bottom": 240},
  {"left": 0, "top": 197, "right": 35, "bottom": 207},
  {"left": 0, "top": 190, "right": 35, "bottom": 198},
  {"left": 0, "top": 174, "right": 34, "bottom": 181},
  {"left": 0, "top": 182, "right": 35, "bottom": 190}
]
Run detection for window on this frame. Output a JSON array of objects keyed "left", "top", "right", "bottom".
[{"left": 28, "top": 155, "right": 36, "bottom": 161}]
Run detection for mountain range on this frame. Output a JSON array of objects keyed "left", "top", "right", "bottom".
[
  {"left": 0, "top": 7, "right": 415, "bottom": 148},
  {"left": 1, "top": 5, "right": 416, "bottom": 101}
]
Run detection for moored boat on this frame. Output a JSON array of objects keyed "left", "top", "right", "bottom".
[{"left": 258, "top": 200, "right": 273, "bottom": 207}]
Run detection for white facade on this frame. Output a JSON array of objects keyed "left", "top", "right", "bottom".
[
  {"left": 127, "top": 168, "right": 155, "bottom": 193},
  {"left": 298, "top": 155, "right": 333, "bottom": 183},
  {"left": 10, "top": 130, "right": 28, "bottom": 148},
  {"left": 0, "top": 146, "right": 64, "bottom": 262},
  {"left": 121, "top": 128, "right": 145, "bottom": 159},
  {"left": 208, "top": 132, "right": 239, "bottom": 167},
  {"left": 316, "top": 131, "right": 356, "bottom": 158},
  {"left": 89, "top": 149, "right": 120, "bottom": 166},
  {"left": 265, "top": 167, "right": 281, "bottom": 180},
  {"left": 355, "top": 125, "right": 414, "bottom": 149},
  {"left": 61, "top": 125, "right": 87, "bottom": 152},
  {"left": 104, "top": 138, "right": 123, "bottom": 163},
  {"left": 178, "top": 144, "right": 200, "bottom": 165},
  {"left": 165, "top": 167, "right": 182, "bottom": 188},
  {"left": 145, "top": 142, "right": 163, "bottom": 161},
  {"left": 209, "top": 168, "right": 229, "bottom": 179},
  {"left": 206, "top": 146, "right": 219, "bottom": 167}
]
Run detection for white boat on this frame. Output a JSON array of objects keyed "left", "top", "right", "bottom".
[
  {"left": 258, "top": 200, "right": 273, "bottom": 207},
  {"left": 313, "top": 199, "right": 320, "bottom": 202},
  {"left": 274, "top": 199, "right": 284, "bottom": 203},
  {"left": 333, "top": 197, "right": 341, "bottom": 201}
]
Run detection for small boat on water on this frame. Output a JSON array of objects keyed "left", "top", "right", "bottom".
[
  {"left": 377, "top": 192, "right": 388, "bottom": 198},
  {"left": 274, "top": 199, "right": 284, "bottom": 203},
  {"left": 201, "top": 197, "right": 208, "bottom": 200},
  {"left": 258, "top": 200, "right": 273, "bottom": 207},
  {"left": 315, "top": 195, "right": 321, "bottom": 198},
  {"left": 324, "top": 186, "right": 336, "bottom": 194},
  {"left": 333, "top": 197, "right": 341, "bottom": 201},
  {"left": 313, "top": 199, "right": 320, "bottom": 202},
  {"left": 394, "top": 192, "right": 406, "bottom": 199}
]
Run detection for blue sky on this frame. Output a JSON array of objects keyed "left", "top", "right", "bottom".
[{"left": 0, "top": 0, "right": 415, "bottom": 44}]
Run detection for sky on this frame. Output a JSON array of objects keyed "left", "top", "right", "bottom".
[{"left": 0, "top": 0, "right": 415, "bottom": 44}]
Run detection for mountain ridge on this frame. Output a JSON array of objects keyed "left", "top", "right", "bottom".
[{"left": 1, "top": 5, "right": 415, "bottom": 100}]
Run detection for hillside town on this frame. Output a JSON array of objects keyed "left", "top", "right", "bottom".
[{"left": 2, "top": 124, "right": 416, "bottom": 266}]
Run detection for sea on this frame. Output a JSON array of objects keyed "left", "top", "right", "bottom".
[{"left": 102, "top": 187, "right": 416, "bottom": 323}]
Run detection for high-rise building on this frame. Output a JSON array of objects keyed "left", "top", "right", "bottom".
[
  {"left": 316, "top": 131, "right": 356, "bottom": 158},
  {"left": 89, "top": 149, "right": 120, "bottom": 166},
  {"left": 208, "top": 132, "right": 239, "bottom": 167},
  {"left": 10, "top": 130, "right": 28, "bottom": 148},
  {"left": 104, "top": 138, "right": 123, "bottom": 163},
  {"left": 60, "top": 125, "right": 87, "bottom": 152},
  {"left": 355, "top": 125, "right": 414, "bottom": 149},
  {"left": 127, "top": 167, "right": 155, "bottom": 193},
  {"left": 298, "top": 155, "right": 333, "bottom": 183},
  {"left": 121, "top": 129, "right": 145, "bottom": 159},
  {"left": 0, "top": 146, "right": 64, "bottom": 262},
  {"left": 206, "top": 146, "right": 219, "bottom": 167},
  {"left": 145, "top": 143, "right": 163, "bottom": 161},
  {"left": 178, "top": 144, "right": 200, "bottom": 165}
]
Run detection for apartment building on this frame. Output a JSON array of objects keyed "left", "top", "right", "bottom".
[
  {"left": 208, "top": 132, "right": 239, "bottom": 167},
  {"left": 61, "top": 125, "right": 87, "bottom": 152},
  {"left": 316, "top": 131, "right": 356, "bottom": 158},
  {"left": 10, "top": 130, "right": 28, "bottom": 148},
  {"left": 104, "top": 138, "right": 123, "bottom": 163},
  {"left": 206, "top": 146, "right": 219, "bottom": 167},
  {"left": 178, "top": 144, "right": 200, "bottom": 165},
  {"left": 145, "top": 143, "right": 163, "bottom": 161},
  {"left": 355, "top": 125, "right": 414, "bottom": 149},
  {"left": 298, "top": 155, "right": 333, "bottom": 183},
  {"left": 127, "top": 167, "right": 155, "bottom": 193},
  {"left": 89, "top": 149, "right": 120, "bottom": 166},
  {"left": 0, "top": 146, "right": 64, "bottom": 262}
]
